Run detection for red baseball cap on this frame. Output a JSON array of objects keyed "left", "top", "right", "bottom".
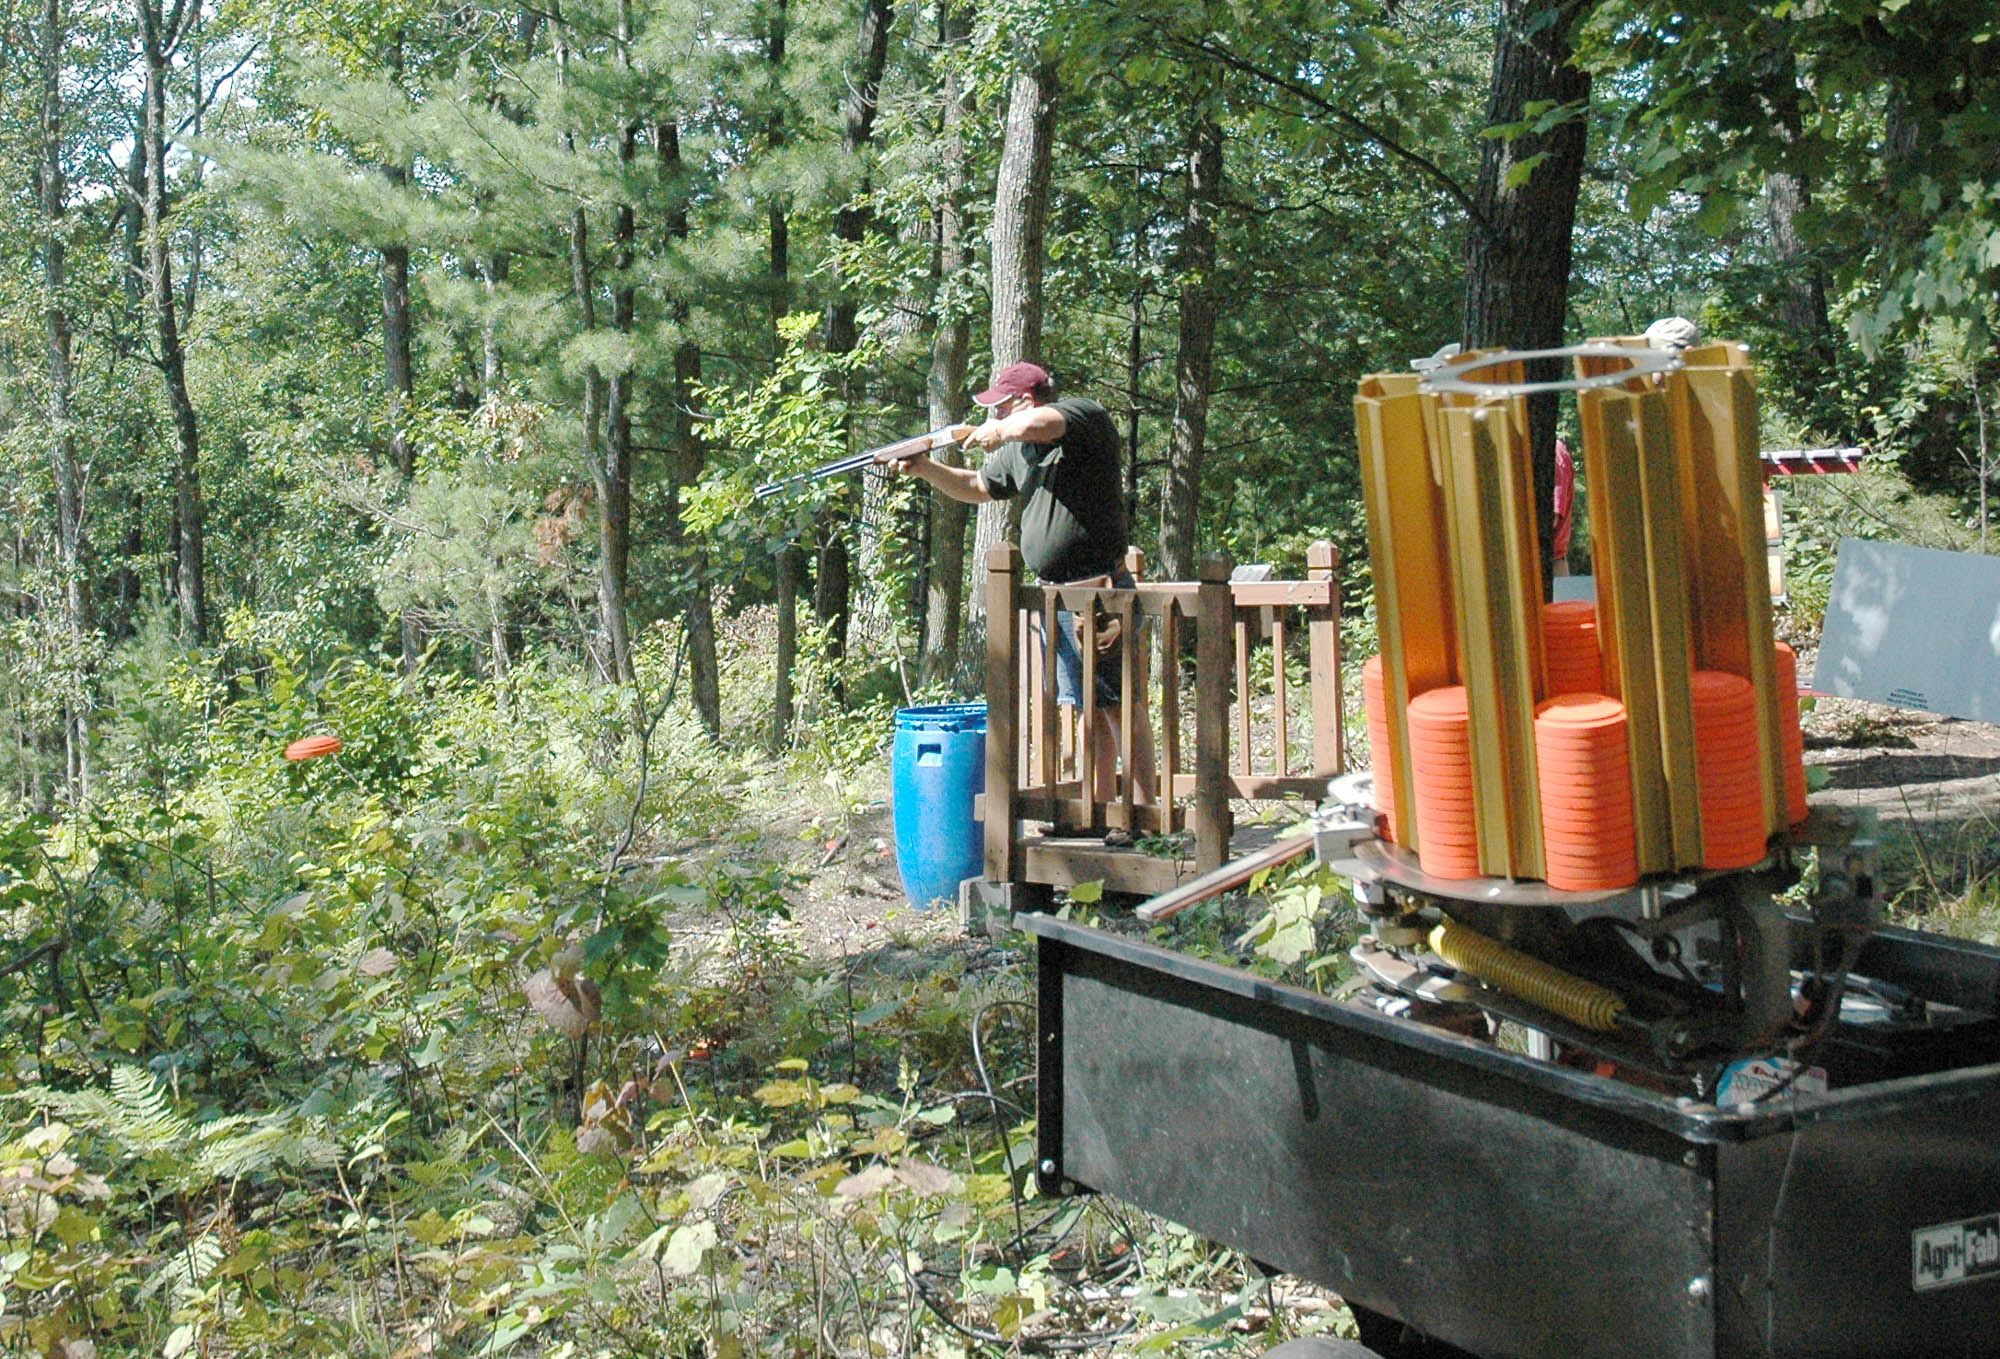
[{"left": 973, "top": 361, "right": 1050, "bottom": 407}]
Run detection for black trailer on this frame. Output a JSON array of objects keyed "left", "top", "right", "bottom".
[{"left": 1020, "top": 823, "right": 2000, "bottom": 1358}]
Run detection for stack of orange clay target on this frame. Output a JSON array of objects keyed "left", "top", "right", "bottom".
[
  {"left": 1404, "top": 686, "right": 1480, "bottom": 879},
  {"left": 1362, "top": 656, "right": 1401, "bottom": 840},
  {"left": 1532, "top": 693, "right": 1637, "bottom": 890},
  {"left": 1353, "top": 339, "right": 1817, "bottom": 893},
  {"left": 1541, "top": 601, "right": 1604, "bottom": 695},
  {"left": 1690, "top": 672, "right": 1771, "bottom": 869}
]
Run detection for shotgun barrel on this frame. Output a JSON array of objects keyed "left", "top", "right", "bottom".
[{"left": 754, "top": 424, "right": 974, "bottom": 499}]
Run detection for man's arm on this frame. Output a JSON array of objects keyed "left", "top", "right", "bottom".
[
  {"left": 897, "top": 401, "right": 1069, "bottom": 502},
  {"left": 902, "top": 454, "right": 995, "bottom": 504},
  {"left": 968, "top": 403, "right": 1067, "bottom": 451}
]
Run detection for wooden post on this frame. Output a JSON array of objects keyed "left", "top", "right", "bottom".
[
  {"left": 1121, "top": 546, "right": 1146, "bottom": 834},
  {"left": 1235, "top": 609, "right": 1253, "bottom": 775},
  {"left": 985, "top": 543, "right": 1023, "bottom": 888},
  {"left": 1161, "top": 599, "right": 1182, "bottom": 836},
  {"left": 1308, "top": 540, "right": 1342, "bottom": 776},
  {"left": 1195, "top": 554, "right": 1234, "bottom": 872}
]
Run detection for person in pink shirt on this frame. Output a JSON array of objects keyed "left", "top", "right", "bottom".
[{"left": 1552, "top": 432, "right": 1576, "bottom": 576}]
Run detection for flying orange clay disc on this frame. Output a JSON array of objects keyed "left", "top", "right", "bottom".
[{"left": 284, "top": 734, "right": 343, "bottom": 762}]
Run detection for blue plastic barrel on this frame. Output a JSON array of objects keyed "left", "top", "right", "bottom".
[{"left": 891, "top": 703, "right": 987, "bottom": 911}]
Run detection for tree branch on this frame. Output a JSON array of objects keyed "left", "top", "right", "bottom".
[{"left": 1168, "top": 33, "right": 1489, "bottom": 234}]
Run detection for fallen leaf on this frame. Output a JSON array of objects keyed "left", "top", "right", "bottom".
[
  {"left": 525, "top": 970, "right": 593, "bottom": 1038},
  {"left": 834, "top": 1165, "right": 897, "bottom": 1198},
  {"left": 357, "top": 947, "right": 399, "bottom": 977},
  {"left": 893, "top": 1158, "right": 959, "bottom": 1196},
  {"left": 571, "top": 977, "right": 602, "bottom": 1025},
  {"left": 576, "top": 1123, "right": 622, "bottom": 1157}
]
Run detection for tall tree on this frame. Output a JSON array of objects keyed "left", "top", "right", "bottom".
[
  {"left": 554, "top": 12, "right": 632, "bottom": 684},
  {"left": 138, "top": 0, "right": 207, "bottom": 644},
  {"left": 602, "top": 0, "right": 640, "bottom": 691},
  {"left": 1157, "top": 97, "right": 1222, "bottom": 582},
  {"left": 969, "top": 30, "right": 1056, "bottom": 626},
  {"left": 919, "top": 0, "right": 972, "bottom": 684},
  {"left": 811, "top": 0, "right": 893, "bottom": 686},
  {"left": 1462, "top": 0, "right": 1594, "bottom": 579},
  {"left": 659, "top": 118, "right": 722, "bottom": 734},
  {"left": 762, "top": 0, "right": 799, "bottom": 744},
  {"left": 36, "top": 0, "right": 90, "bottom": 799},
  {"left": 377, "top": 30, "right": 420, "bottom": 668}
]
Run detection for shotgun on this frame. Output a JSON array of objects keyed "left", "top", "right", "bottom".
[{"left": 754, "top": 424, "right": 976, "bottom": 500}]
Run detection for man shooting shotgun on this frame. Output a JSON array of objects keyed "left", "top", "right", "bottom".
[
  {"left": 753, "top": 424, "right": 975, "bottom": 499},
  {"left": 891, "top": 362, "right": 1157, "bottom": 837}
]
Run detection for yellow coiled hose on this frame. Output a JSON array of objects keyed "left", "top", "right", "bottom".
[{"left": 1429, "top": 919, "right": 1627, "bottom": 1032}]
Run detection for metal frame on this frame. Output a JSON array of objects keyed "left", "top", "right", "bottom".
[{"left": 1023, "top": 911, "right": 2000, "bottom": 1358}]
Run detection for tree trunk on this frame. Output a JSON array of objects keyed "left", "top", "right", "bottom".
[
  {"left": 1124, "top": 206, "right": 1148, "bottom": 535},
  {"left": 970, "top": 45, "right": 1057, "bottom": 629},
  {"left": 920, "top": 0, "right": 972, "bottom": 686},
  {"left": 766, "top": 0, "right": 796, "bottom": 744},
  {"left": 141, "top": 0, "right": 205, "bottom": 647},
  {"left": 603, "top": 1, "right": 639, "bottom": 687},
  {"left": 573, "top": 205, "right": 628, "bottom": 684},
  {"left": 766, "top": 0, "right": 789, "bottom": 359},
  {"left": 814, "top": 0, "right": 894, "bottom": 692},
  {"left": 479, "top": 253, "right": 506, "bottom": 396},
  {"left": 656, "top": 120, "right": 721, "bottom": 733},
  {"left": 1765, "top": 171, "right": 1827, "bottom": 341},
  {"left": 1158, "top": 105, "right": 1223, "bottom": 583},
  {"left": 1462, "top": 0, "right": 1593, "bottom": 583},
  {"left": 559, "top": 25, "right": 630, "bottom": 684},
  {"left": 381, "top": 238, "right": 414, "bottom": 479},
  {"left": 376, "top": 33, "right": 419, "bottom": 667},
  {"left": 773, "top": 545, "right": 798, "bottom": 747},
  {"left": 1760, "top": 41, "right": 1838, "bottom": 432},
  {"left": 40, "top": 0, "right": 89, "bottom": 801}
]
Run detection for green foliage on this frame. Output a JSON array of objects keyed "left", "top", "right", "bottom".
[{"left": 1236, "top": 855, "right": 1360, "bottom": 987}]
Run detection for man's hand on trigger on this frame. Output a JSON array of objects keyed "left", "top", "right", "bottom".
[{"left": 967, "top": 419, "right": 1009, "bottom": 452}]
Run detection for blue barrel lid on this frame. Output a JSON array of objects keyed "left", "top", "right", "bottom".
[{"left": 894, "top": 702, "right": 988, "bottom": 733}]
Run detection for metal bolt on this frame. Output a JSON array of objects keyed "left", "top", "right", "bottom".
[
  {"left": 1039, "top": 1158, "right": 1058, "bottom": 1178},
  {"left": 1687, "top": 1275, "right": 1712, "bottom": 1305}
]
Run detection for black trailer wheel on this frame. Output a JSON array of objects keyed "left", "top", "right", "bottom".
[
  {"left": 1262, "top": 1339, "right": 1384, "bottom": 1359},
  {"left": 1349, "top": 1305, "right": 1482, "bottom": 1359}
]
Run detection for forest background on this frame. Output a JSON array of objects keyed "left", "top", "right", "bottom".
[{"left": 1, "top": 0, "right": 1998, "bottom": 1354}]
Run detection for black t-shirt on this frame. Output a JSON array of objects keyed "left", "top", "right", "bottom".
[{"left": 976, "top": 396, "right": 1127, "bottom": 582}]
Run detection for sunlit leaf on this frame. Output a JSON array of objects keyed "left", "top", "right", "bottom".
[{"left": 661, "top": 1221, "right": 717, "bottom": 1276}]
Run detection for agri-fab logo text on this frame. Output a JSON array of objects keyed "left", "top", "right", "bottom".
[{"left": 1912, "top": 1214, "right": 2000, "bottom": 1292}]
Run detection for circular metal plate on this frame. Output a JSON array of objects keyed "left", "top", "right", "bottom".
[
  {"left": 1421, "top": 343, "right": 1683, "bottom": 398},
  {"left": 1352, "top": 837, "right": 1642, "bottom": 908}
]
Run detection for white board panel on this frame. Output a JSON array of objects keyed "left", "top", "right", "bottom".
[{"left": 1813, "top": 537, "right": 2000, "bottom": 721}]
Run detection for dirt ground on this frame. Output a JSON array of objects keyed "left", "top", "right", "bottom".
[
  {"left": 1797, "top": 690, "right": 2000, "bottom": 904},
  {"left": 670, "top": 670, "right": 2000, "bottom": 967}
]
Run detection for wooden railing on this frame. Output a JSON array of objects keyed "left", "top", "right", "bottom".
[{"left": 975, "top": 541, "right": 1343, "bottom": 907}]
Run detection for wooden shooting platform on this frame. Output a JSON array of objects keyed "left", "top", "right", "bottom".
[{"left": 967, "top": 540, "right": 1346, "bottom": 919}]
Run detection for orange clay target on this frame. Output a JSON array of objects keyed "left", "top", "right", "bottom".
[{"left": 284, "top": 735, "right": 343, "bottom": 761}]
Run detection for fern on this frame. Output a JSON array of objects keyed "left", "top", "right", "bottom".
[
  {"left": 137, "top": 1229, "right": 223, "bottom": 1304},
  {"left": 108, "top": 1064, "right": 192, "bottom": 1156},
  {"left": 10, "top": 1065, "right": 191, "bottom": 1160},
  {"left": 196, "top": 1118, "right": 340, "bottom": 1180}
]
